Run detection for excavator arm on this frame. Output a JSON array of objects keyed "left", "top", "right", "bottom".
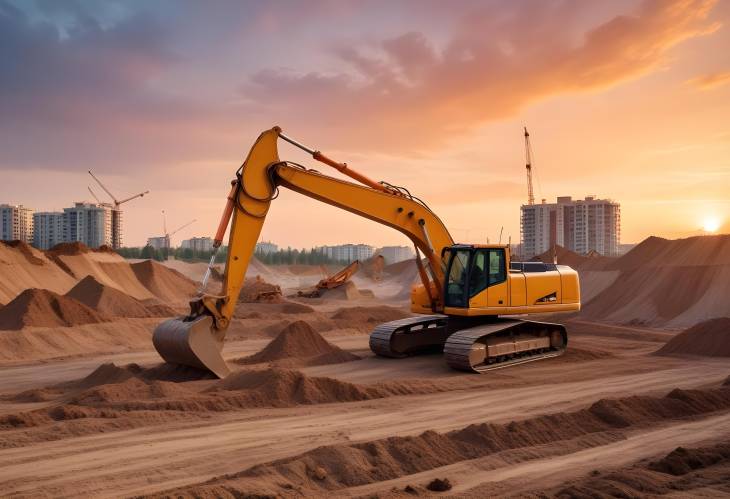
[{"left": 153, "top": 127, "right": 454, "bottom": 377}]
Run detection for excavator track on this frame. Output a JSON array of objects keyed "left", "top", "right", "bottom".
[
  {"left": 369, "top": 315, "right": 449, "bottom": 358},
  {"left": 443, "top": 319, "right": 567, "bottom": 373}
]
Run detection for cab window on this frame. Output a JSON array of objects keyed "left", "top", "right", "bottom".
[{"left": 488, "top": 249, "right": 506, "bottom": 285}]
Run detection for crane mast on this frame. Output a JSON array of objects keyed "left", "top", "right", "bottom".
[{"left": 524, "top": 127, "right": 535, "bottom": 206}]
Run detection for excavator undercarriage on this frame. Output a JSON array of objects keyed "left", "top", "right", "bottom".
[{"left": 369, "top": 315, "right": 567, "bottom": 372}]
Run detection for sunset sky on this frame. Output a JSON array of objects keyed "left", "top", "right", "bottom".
[{"left": 1, "top": 0, "right": 729, "bottom": 249}]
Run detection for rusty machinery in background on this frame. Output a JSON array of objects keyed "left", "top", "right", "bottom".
[{"left": 297, "top": 260, "right": 361, "bottom": 298}]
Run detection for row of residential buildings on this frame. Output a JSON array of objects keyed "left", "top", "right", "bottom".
[
  {"left": 1, "top": 202, "right": 122, "bottom": 249},
  {"left": 520, "top": 196, "right": 621, "bottom": 258}
]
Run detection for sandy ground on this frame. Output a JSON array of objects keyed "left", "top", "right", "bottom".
[
  {"left": 1, "top": 240, "right": 729, "bottom": 498},
  {"left": 1, "top": 314, "right": 728, "bottom": 498}
]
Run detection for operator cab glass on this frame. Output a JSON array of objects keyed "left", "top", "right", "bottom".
[{"left": 444, "top": 246, "right": 506, "bottom": 307}]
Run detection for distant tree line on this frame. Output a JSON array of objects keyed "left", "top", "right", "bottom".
[
  {"left": 254, "top": 247, "right": 347, "bottom": 265},
  {"left": 116, "top": 245, "right": 347, "bottom": 265}
]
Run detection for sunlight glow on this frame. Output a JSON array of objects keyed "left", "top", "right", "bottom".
[{"left": 702, "top": 217, "right": 721, "bottom": 233}]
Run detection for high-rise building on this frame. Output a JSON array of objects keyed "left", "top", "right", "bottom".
[
  {"left": 317, "top": 244, "right": 375, "bottom": 262},
  {"left": 0, "top": 204, "right": 34, "bottom": 244},
  {"left": 255, "top": 241, "right": 279, "bottom": 254},
  {"left": 111, "top": 209, "right": 123, "bottom": 249},
  {"left": 33, "top": 212, "right": 65, "bottom": 249},
  {"left": 181, "top": 236, "right": 214, "bottom": 253},
  {"left": 147, "top": 236, "right": 169, "bottom": 250},
  {"left": 63, "top": 202, "right": 113, "bottom": 248},
  {"left": 520, "top": 196, "right": 620, "bottom": 259},
  {"left": 378, "top": 246, "right": 414, "bottom": 264}
]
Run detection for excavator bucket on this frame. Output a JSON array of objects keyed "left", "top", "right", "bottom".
[{"left": 152, "top": 315, "right": 231, "bottom": 378}]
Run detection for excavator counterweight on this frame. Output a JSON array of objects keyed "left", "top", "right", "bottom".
[{"left": 152, "top": 127, "right": 580, "bottom": 377}]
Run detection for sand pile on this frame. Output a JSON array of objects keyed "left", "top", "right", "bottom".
[
  {"left": 649, "top": 443, "right": 730, "bottom": 476},
  {"left": 72, "top": 377, "right": 192, "bottom": 405},
  {"left": 655, "top": 318, "right": 730, "bottom": 357},
  {"left": 0, "top": 241, "right": 76, "bottom": 305},
  {"left": 66, "top": 276, "right": 174, "bottom": 318},
  {"left": 161, "top": 385, "right": 730, "bottom": 497},
  {"left": 0, "top": 289, "right": 109, "bottom": 330},
  {"left": 239, "top": 276, "right": 282, "bottom": 303},
  {"left": 609, "top": 234, "right": 730, "bottom": 271},
  {"left": 131, "top": 260, "right": 197, "bottom": 303},
  {"left": 237, "top": 320, "right": 360, "bottom": 367},
  {"left": 581, "top": 234, "right": 730, "bottom": 327},
  {"left": 331, "top": 305, "right": 410, "bottom": 332},
  {"left": 532, "top": 244, "right": 614, "bottom": 271},
  {"left": 208, "top": 368, "right": 378, "bottom": 406}
]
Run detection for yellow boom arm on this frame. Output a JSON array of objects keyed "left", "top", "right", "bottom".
[{"left": 205, "top": 127, "right": 453, "bottom": 331}]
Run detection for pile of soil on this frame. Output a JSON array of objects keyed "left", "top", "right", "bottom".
[
  {"left": 237, "top": 320, "right": 360, "bottom": 367},
  {"left": 131, "top": 260, "right": 197, "bottom": 303},
  {"left": 66, "top": 276, "right": 174, "bottom": 318},
  {"left": 209, "top": 368, "right": 378, "bottom": 406},
  {"left": 655, "top": 317, "right": 730, "bottom": 357},
  {"left": 318, "top": 281, "right": 361, "bottom": 300},
  {"left": 239, "top": 276, "right": 282, "bottom": 303},
  {"left": 331, "top": 305, "right": 411, "bottom": 331},
  {"left": 649, "top": 443, "right": 730, "bottom": 476},
  {"left": 71, "top": 377, "right": 192, "bottom": 405},
  {"left": 609, "top": 234, "right": 730, "bottom": 271},
  {"left": 46, "top": 241, "right": 91, "bottom": 257},
  {"left": 581, "top": 235, "right": 730, "bottom": 327},
  {"left": 1, "top": 240, "right": 45, "bottom": 265},
  {"left": 0, "top": 288, "right": 109, "bottom": 330},
  {"left": 0, "top": 242, "right": 76, "bottom": 305},
  {"left": 161, "top": 385, "right": 730, "bottom": 497},
  {"left": 531, "top": 244, "right": 613, "bottom": 271}
]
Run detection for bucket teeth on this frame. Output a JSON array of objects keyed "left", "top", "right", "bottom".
[{"left": 152, "top": 315, "right": 230, "bottom": 378}]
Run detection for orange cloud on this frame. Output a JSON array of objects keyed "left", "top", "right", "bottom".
[
  {"left": 244, "top": 0, "right": 720, "bottom": 152},
  {"left": 686, "top": 70, "right": 730, "bottom": 90}
]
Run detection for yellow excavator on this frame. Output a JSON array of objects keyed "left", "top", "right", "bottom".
[{"left": 153, "top": 127, "right": 580, "bottom": 378}]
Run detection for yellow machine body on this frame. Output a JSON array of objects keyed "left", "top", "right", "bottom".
[{"left": 152, "top": 127, "right": 581, "bottom": 377}]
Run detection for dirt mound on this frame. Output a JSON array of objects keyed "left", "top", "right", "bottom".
[
  {"left": 655, "top": 317, "right": 730, "bottom": 357},
  {"left": 532, "top": 244, "right": 613, "bottom": 270},
  {"left": 66, "top": 275, "right": 169, "bottom": 318},
  {"left": 238, "top": 320, "right": 360, "bottom": 367},
  {"left": 332, "top": 305, "right": 410, "bottom": 324},
  {"left": 0, "top": 288, "right": 109, "bottom": 330},
  {"left": 208, "top": 368, "right": 377, "bottom": 406},
  {"left": 649, "top": 443, "right": 730, "bottom": 476},
  {"left": 72, "top": 377, "right": 192, "bottom": 405},
  {"left": 0, "top": 242, "right": 77, "bottom": 305},
  {"left": 239, "top": 276, "right": 282, "bottom": 303},
  {"left": 65, "top": 362, "right": 139, "bottom": 389},
  {"left": 159, "top": 386, "right": 730, "bottom": 497},
  {"left": 1, "top": 240, "right": 45, "bottom": 265},
  {"left": 46, "top": 241, "right": 91, "bottom": 257},
  {"left": 610, "top": 234, "right": 730, "bottom": 271},
  {"left": 331, "top": 305, "right": 411, "bottom": 331},
  {"left": 131, "top": 260, "right": 197, "bottom": 303}
]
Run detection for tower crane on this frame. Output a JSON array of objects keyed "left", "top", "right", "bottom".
[
  {"left": 524, "top": 127, "right": 535, "bottom": 206},
  {"left": 88, "top": 170, "right": 150, "bottom": 249},
  {"left": 161, "top": 210, "right": 196, "bottom": 259}
]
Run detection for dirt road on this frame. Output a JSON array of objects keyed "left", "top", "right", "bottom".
[{"left": 1, "top": 327, "right": 728, "bottom": 497}]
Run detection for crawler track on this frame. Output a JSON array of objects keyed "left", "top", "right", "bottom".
[
  {"left": 444, "top": 319, "right": 567, "bottom": 372},
  {"left": 369, "top": 315, "right": 449, "bottom": 358}
]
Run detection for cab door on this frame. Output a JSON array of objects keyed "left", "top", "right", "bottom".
[{"left": 486, "top": 249, "right": 508, "bottom": 307}]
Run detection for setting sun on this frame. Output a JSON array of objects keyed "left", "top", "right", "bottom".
[{"left": 702, "top": 217, "right": 721, "bottom": 233}]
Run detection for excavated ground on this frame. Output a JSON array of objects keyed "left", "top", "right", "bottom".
[{"left": 1, "top": 240, "right": 729, "bottom": 498}]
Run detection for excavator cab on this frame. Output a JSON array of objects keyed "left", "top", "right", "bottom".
[{"left": 443, "top": 245, "right": 507, "bottom": 308}]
